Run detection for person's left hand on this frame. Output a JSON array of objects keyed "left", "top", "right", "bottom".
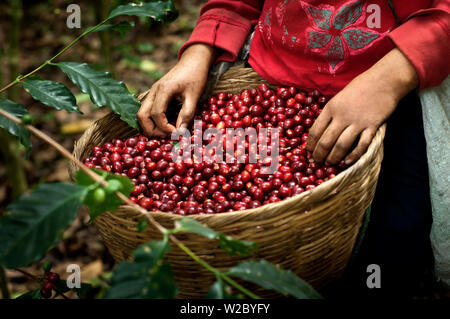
[{"left": 306, "top": 48, "right": 419, "bottom": 165}]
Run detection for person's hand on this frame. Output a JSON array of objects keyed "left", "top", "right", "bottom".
[
  {"left": 137, "top": 44, "right": 216, "bottom": 136},
  {"left": 306, "top": 48, "right": 419, "bottom": 165}
]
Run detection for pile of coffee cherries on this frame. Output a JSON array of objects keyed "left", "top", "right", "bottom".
[{"left": 83, "top": 84, "right": 347, "bottom": 215}]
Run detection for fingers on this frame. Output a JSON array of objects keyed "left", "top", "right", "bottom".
[
  {"left": 137, "top": 89, "right": 151, "bottom": 102},
  {"left": 137, "top": 88, "right": 156, "bottom": 135},
  {"left": 344, "top": 128, "right": 376, "bottom": 165},
  {"left": 137, "top": 88, "right": 166, "bottom": 137},
  {"left": 151, "top": 85, "right": 177, "bottom": 134},
  {"left": 306, "top": 107, "right": 332, "bottom": 154},
  {"left": 325, "top": 125, "right": 360, "bottom": 165},
  {"left": 312, "top": 120, "right": 348, "bottom": 163},
  {"left": 176, "top": 93, "right": 197, "bottom": 130}
]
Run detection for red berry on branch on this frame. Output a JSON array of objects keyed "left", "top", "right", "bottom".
[{"left": 46, "top": 272, "right": 60, "bottom": 283}]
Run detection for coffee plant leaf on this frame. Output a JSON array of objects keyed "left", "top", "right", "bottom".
[
  {"left": 75, "top": 168, "right": 134, "bottom": 220},
  {"left": 22, "top": 80, "right": 81, "bottom": 114},
  {"left": 54, "top": 279, "right": 71, "bottom": 293},
  {"left": 174, "top": 217, "right": 219, "bottom": 239},
  {"left": 218, "top": 234, "right": 258, "bottom": 257},
  {"left": 53, "top": 279, "right": 92, "bottom": 299},
  {"left": 16, "top": 289, "right": 41, "bottom": 299},
  {"left": 105, "top": 241, "right": 178, "bottom": 298},
  {"left": 56, "top": 62, "right": 140, "bottom": 128},
  {"left": 0, "top": 98, "right": 32, "bottom": 154},
  {"left": 136, "top": 219, "right": 148, "bottom": 233},
  {"left": 206, "top": 278, "right": 241, "bottom": 299},
  {"left": 75, "top": 283, "right": 94, "bottom": 299},
  {"left": 107, "top": 1, "right": 178, "bottom": 23},
  {"left": 174, "top": 217, "right": 257, "bottom": 256},
  {"left": 0, "top": 183, "right": 86, "bottom": 268},
  {"left": 227, "top": 260, "right": 322, "bottom": 299},
  {"left": 89, "top": 21, "right": 135, "bottom": 37}
]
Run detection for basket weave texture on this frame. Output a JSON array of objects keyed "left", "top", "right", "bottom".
[{"left": 70, "top": 68, "right": 386, "bottom": 298}]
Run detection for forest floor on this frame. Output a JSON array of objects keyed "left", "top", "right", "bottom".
[{"left": 0, "top": 0, "right": 448, "bottom": 300}]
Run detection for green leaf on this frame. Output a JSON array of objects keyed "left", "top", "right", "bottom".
[
  {"left": 227, "top": 260, "right": 323, "bottom": 299},
  {"left": 89, "top": 21, "right": 135, "bottom": 37},
  {"left": 16, "top": 289, "right": 41, "bottom": 299},
  {"left": 75, "top": 168, "right": 134, "bottom": 220},
  {"left": 104, "top": 179, "right": 123, "bottom": 194},
  {"left": 174, "top": 217, "right": 258, "bottom": 257},
  {"left": 56, "top": 62, "right": 140, "bottom": 128},
  {"left": 206, "top": 278, "right": 241, "bottom": 299},
  {"left": 75, "top": 283, "right": 94, "bottom": 299},
  {"left": 0, "top": 98, "right": 32, "bottom": 153},
  {"left": 0, "top": 183, "right": 86, "bottom": 268},
  {"left": 107, "top": 1, "right": 178, "bottom": 23},
  {"left": 218, "top": 234, "right": 258, "bottom": 257},
  {"left": 27, "top": 75, "right": 44, "bottom": 81},
  {"left": 105, "top": 241, "right": 178, "bottom": 298},
  {"left": 53, "top": 279, "right": 92, "bottom": 299},
  {"left": 174, "top": 217, "right": 218, "bottom": 239},
  {"left": 137, "top": 219, "right": 148, "bottom": 233},
  {"left": 53, "top": 279, "right": 71, "bottom": 293},
  {"left": 22, "top": 80, "right": 81, "bottom": 113}
]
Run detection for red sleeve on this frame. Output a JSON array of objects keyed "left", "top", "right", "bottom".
[
  {"left": 178, "top": 0, "right": 263, "bottom": 63},
  {"left": 388, "top": 1, "right": 450, "bottom": 89}
]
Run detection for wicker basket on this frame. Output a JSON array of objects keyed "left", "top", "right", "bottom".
[{"left": 70, "top": 68, "right": 386, "bottom": 298}]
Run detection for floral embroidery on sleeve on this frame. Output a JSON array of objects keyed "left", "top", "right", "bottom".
[{"left": 301, "top": 0, "right": 388, "bottom": 74}]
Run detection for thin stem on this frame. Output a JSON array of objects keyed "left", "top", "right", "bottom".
[
  {"left": 14, "top": 268, "right": 37, "bottom": 280},
  {"left": 0, "top": 19, "right": 108, "bottom": 95},
  {"left": 0, "top": 80, "right": 19, "bottom": 95},
  {"left": 53, "top": 288, "right": 70, "bottom": 300},
  {"left": 175, "top": 242, "right": 260, "bottom": 299},
  {"left": 0, "top": 108, "right": 259, "bottom": 299},
  {"left": 51, "top": 21, "right": 108, "bottom": 62},
  {"left": 0, "top": 109, "right": 106, "bottom": 186},
  {"left": 0, "top": 266, "right": 10, "bottom": 299}
]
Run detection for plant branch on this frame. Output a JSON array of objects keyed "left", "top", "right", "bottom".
[
  {"left": 0, "top": 109, "right": 106, "bottom": 187},
  {"left": 0, "top": 108, "right": 260, "bottom": 299},
  {"left": 14, "top": 269, "right": 69, "bottom": 300},
  {"left": 14, "top": 268, "right": 37, "bottom": 280},
  {"left": 0, "top": 19, "right": 108, "bottom": 95},
  {"left": 0, "top": 80, "right": 19, "bottom": 96},
  {"left": 175, "top": 242, "right": 260, "bottom": 299}
]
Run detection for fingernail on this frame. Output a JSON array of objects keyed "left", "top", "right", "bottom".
[{"left": 345, "top": 159, "right": 352, "bottom": 165}]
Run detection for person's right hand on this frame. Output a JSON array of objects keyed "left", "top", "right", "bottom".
[{"left": 137, "top": 44, "right": 216, "bottom": 136}]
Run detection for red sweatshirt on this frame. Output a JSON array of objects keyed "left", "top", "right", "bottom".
[{"left": 179, "top": 0, "right": 450, "bottom": 96}]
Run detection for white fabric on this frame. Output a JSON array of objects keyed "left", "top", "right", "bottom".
[{"left": 419, "top": 76, "right": 450, "bottom": 287}]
